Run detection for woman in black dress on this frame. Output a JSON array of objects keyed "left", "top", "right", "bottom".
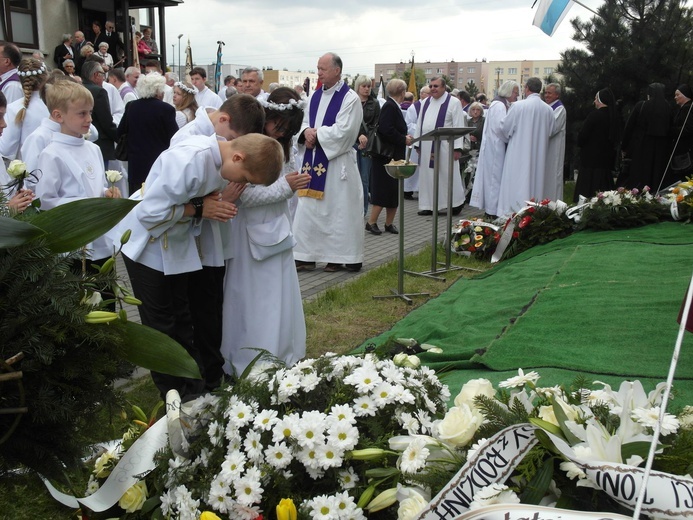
[
  {"left": 574, "top": 88, "right": 620, "bottom": 201},
  {"left": 664, "top": 84, "right": 693, "bottom": 188},
  {"left": 620, "top": 83, "right": 671, "bottom": 190},
  {"left": 365, "top": 78, "right": 413, "bottom": 235}
]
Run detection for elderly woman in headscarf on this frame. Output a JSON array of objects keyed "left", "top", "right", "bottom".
[
  {"left": 620, "top": 83, "right": 671, "bottom": 190},
  {"left": 665, "top": 84, "right": 693, "bottom": 187},
  {"left": 574, "top": 88, "right": 620, "bottom": 201}
]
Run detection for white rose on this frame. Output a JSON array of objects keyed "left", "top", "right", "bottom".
[
  {"left": 93, "top": 449, "right": 118, "bottom": 478},
  {"left": 7, "top": 160, "right": 27, "bottom": 179},
  {"left": 105, "top": 170, "right": 123, "bottom": 183},
  {"left": 454, "top": 378, "right": 496, "bottom": 409},
  {"left": 538, "top": 405, "right": 559, "bottom": 426},
  {"left": 436, "top": 404, "right": 482, "bottom": 447},
  {"left": 397, "top": 486, "right": 430, "bottom": 520},
  {"left": 118, "top": 480, "right": 147, "bottom": 513}
]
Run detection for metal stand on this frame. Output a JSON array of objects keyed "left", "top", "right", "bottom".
[
  {"left": 407, "top": 127, "right": 475, "bottom": 280},
  {"left": 374, "top": 177, "right": 429, "bottom": 305}
]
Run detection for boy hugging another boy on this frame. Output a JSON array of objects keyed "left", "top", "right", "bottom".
[
  {"left": 117, "top": 129, "right": 283, "bottom": 400},
  {"left": 35, "top": 80, "right": 121, "bottom": 267}
]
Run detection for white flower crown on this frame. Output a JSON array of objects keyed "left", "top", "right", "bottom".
[
  {"left": 174, "top": 81, "right": 197, "bottom": 95},
  {"left": 259, "top": 98, "right": 307, "bottom": 112},
  {"left": 18, "top": 62, "right": 47, "bottom": 77}
]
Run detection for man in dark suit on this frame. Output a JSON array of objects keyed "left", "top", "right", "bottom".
[
  {"left": 72, "top": 30, "right": 86, "bottom": 55},
  {"left": 81, "top": 60, "right": 118, "bottom": 166},
  {"left": 100, "top": 21, "right": 125, "bottom": 68},
  {"left": 53, "top": 33, "right": 74, "bottom": 70}
]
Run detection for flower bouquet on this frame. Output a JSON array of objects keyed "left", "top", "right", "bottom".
[
  {"left": 664, "top": 177, "right": 693, "bottom": 221},
  {"left": 498, "top": 199, "right": 574, "bottom": 261},
  {"left": 575, "top": 186, "right": 670, "bottom": 231},
  {"left": 451, "top": 219, "right": 500, "bottom": 260}
]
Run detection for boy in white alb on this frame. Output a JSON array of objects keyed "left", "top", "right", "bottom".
[
  {"left": 34, "top": 80, "right": 121, "bottom": 265},
  {"left": 116, "top": 133, "right": 283, "bottom": 399}
]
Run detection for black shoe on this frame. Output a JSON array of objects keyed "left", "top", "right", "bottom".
[
  {"left": 436, "top": 209, "right": 447, "bottom": 216},
  {"left": 417, "top": 210, "right": 433, "bottom": 216},
  {"left": 452, "top": 204, "right": 464, "bottom": 216},
  {"left": 295, "top": 260, "right": 316, "bottom": 271},
  {"left": 365, "top": 222, "right": 382, "bottom": 235},
  {"left": 403, "top": 191, "right": 414, "bottom": 200},
  {"left": 384, "top": 224, "right": 399, "bottom": 234},
  {"left": 345, "top": 263, "right": 362, "bottom": 272}
]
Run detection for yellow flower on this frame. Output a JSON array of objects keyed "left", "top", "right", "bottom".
[
  {"left": 118, "top": 481, "right": 147, "bottom": 513},
  {"left": 276, "top": 498, "right": 297, "bottom": 520},
  {"left": 199, "top": 512, "right": 222, "bottom": 520}
]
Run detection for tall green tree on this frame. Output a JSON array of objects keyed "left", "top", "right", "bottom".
[
  {"left": 558, "top": 0, "right": 693, "bottom": 117},
  {"left": 465, "top": 80, "right": 479, "bottom": 97},
  {"left": 393, "top": 68, "right": 427, "bottom": 95}
]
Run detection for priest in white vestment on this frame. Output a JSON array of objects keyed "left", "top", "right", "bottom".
[
  {"left": 470, "top": 80, "right": 519, "bottom": 217},
  {"left": 544, "top": 82, "right": 567, "bottom": 201},
  {"left": 414, "top": 77, "right": 465, "bottom": 215},
  {"left": 403, "top": 85, "right": 429, "bottom": 196},
  {"left": 496, "top": 77, "right": 555, "bottom": 217},
  {"left": 293, "top": 52, "right": 364, "bottom": 271}
]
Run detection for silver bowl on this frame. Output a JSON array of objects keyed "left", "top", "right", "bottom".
[{"left": 384, "top": 163, "right": 417, "bottom": 179}]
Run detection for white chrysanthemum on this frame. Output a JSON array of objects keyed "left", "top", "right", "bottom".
[
  {"left": 468, "top": 483, "right": 521, "bottom": 510},
  {"left": 307, "top": 494, "right": 339, "bottom": 520},
  {"left": 171, "top": 485, "right": 201, "bottom": 520},
  {"left": 299, "top": 370, "right": 321, "bottom": 392},
  {"left": 399, "top": 436, "right": 430, "bottom": 474},
  {"left": 326, "top": 421, "right": 359, "bottom": 451},
  {"left": 398, "top": 412, "right": 420, "bottom": 435},
  {"left": 338, "top": 466, "right": 360, "bottom": 489},
  {"left": 353, "top": 395, "right": 378, "bottom": 417},
  {"left": 207, "top": 420, "right": 223, "bottom": 446},
  {"left": 265, "top": 441, "right": 292, "bottom": 469},
  {"left": 85, "top": 474, "right": 99, "bottom": 496},
  {"left": 226, "top": 401, "right": 256, "bottom": 428},
  {"left": 225, "top": 419, "right": 242, "bottom": 443},
  {"left": 328, "top": 404, "right": 356, "bottom": 425},
  {"left": 276, "top": 371, "right": 302, "bottom": 402},
  {"left": 220, "top": 450, "right": 246, "bottom": 479},
  {"left": 466, "top": 438, "right": 489, "bottom": 460},
  {"left": 253, "top": 409, "right": 279, "bottom": 431},
  {"left": 295, "top": 410, "right": 327, "bottom": 448},
  {"left": 379, "top": 361, "right": 406, "bottom": 385},
  {"left": 209, "top": 478, "right": 234, "bottom": 514},
  {"left": 243, "top": 429, "right": 264, "bottom": 462},
  {"left": 498, "top": 368, "right": 540, "bottom": 389},
  {"left": 272, "top": 413, "right": 300, "bottom": 443},
  {"left": 343, "top": 364, "right": 383, "bottom": 393},
  {"left": 315, "top": 442, "right": 344, "bottom": 469},
  {"left": 297, "top": 445, "right": 321, "bottom": 470},
  {"left": 333, "top": 490, "right": 360, "bottom": 519},
  {"left": 631, "top": 406, "right": 680, "bottom": 436},
  {"left": 372, "top": 381, "right": 396, "bottom": 407},
  {"left": 393, "top": 386, "right": 416, "bottom": 406},
  {"left": 195, "top": 447, "right": 211, "bottom": 468},
  {"left": 233, "top": 467, "right": 263, "bottom": 506}
]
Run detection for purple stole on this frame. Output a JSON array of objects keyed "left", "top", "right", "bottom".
[
  {"left": 419, "top": 93, "right": 452, "bottom": 168},
  {"left": 0, "top": 72, "right": 20, "bottom": 92},
  {"left": 120, "top": 84, "right": 136, "bottom": 100},
  {"left": 413, "top": 100, "right": 422, "bottom": 117},
  {"left": 551, "top": 100, "right": 564, "bottom": 111},
  {"left": 298, "top": 83, "right": 350, "bottom": 200}
]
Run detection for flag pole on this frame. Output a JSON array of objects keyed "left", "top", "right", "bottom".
[{"left": 573, "top": 0, "right": 600, "bottom": 16}]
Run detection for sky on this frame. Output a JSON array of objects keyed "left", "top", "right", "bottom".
[{"left": 162, "top": 0, "right": 603, "bottom": 78}]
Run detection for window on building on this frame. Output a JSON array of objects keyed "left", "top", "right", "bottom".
[
  {"left": 1, "top": 0, "right": 38, "bottom": 47},
  {"left": 544, "top": 67, "right": 553, "bottom": 75},
  {"left": 467, "top": 67, "right": 475, "bottom": 73},
  {"left": 459, "top": 67, "right": 464, "bottom": 73},
  {"left": 425, "top": 68, "right": 432, "bottom": 74},
  {"left": 496, "top": 67, "right": 504, "bottom": 74},
  {"left": 508, "top": 67, "right": 517, "bottom": 74},
  {"left": 437, "top": 68, "right": 443, "bottom": 74},
  {"left": 387, "top": 69, "right": 394, "bottom": 75},
  {"left": 534, "top": 68, "right": 539, "bottom": 74}
]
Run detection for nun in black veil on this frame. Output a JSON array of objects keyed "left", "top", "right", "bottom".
[{"left": 574, "top": 88, "right": 620, "bottom": 201}]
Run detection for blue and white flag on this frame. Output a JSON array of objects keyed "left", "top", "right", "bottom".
[{"left": 532, "top": 0, "right": 575, "bottom": 36}]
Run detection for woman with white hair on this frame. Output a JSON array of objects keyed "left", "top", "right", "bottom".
[
  {"left": 470, "top": 80, "right": 519, "bottom": 219},
  {"left": 96, "top": 42, "right": 113, "bottom": 70},
  {"left": 354, "top": 74, "right": 380, "bottom": 215},
  {"left": 117, "top": 72, "right": 178, "bottom": 194}
]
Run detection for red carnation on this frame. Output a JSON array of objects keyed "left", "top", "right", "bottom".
[{"left": 519, "top": 216, "right": 532, "bottom": 229}]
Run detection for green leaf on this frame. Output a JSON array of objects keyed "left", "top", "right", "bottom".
[
  {"left": 520, "top": 456, "right": 554, "bottom": 504},
  {"left": 120, "top": 321, "right": 201, "bottom": 379},
  {"left": 0, "top": 216, "right": 45, "bottom": 248},
  {"left": 27, "top": 198, "right": 138, "bottom": 253},
  {"left": 532, "top": 428, "right": 562, "bottom": 456},
  {"left": 529, "top": 417, "right": 565, "bottom": 439},
  {"left": 621, "top": 441, "right": 657, "bottom": 463},
  {"left": 552, "top": 401, "right": 582, "bottom": 445}
]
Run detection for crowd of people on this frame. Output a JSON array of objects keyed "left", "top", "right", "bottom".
[{"left": 1, "top": 31, "right": 692, "bottom": 398}]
